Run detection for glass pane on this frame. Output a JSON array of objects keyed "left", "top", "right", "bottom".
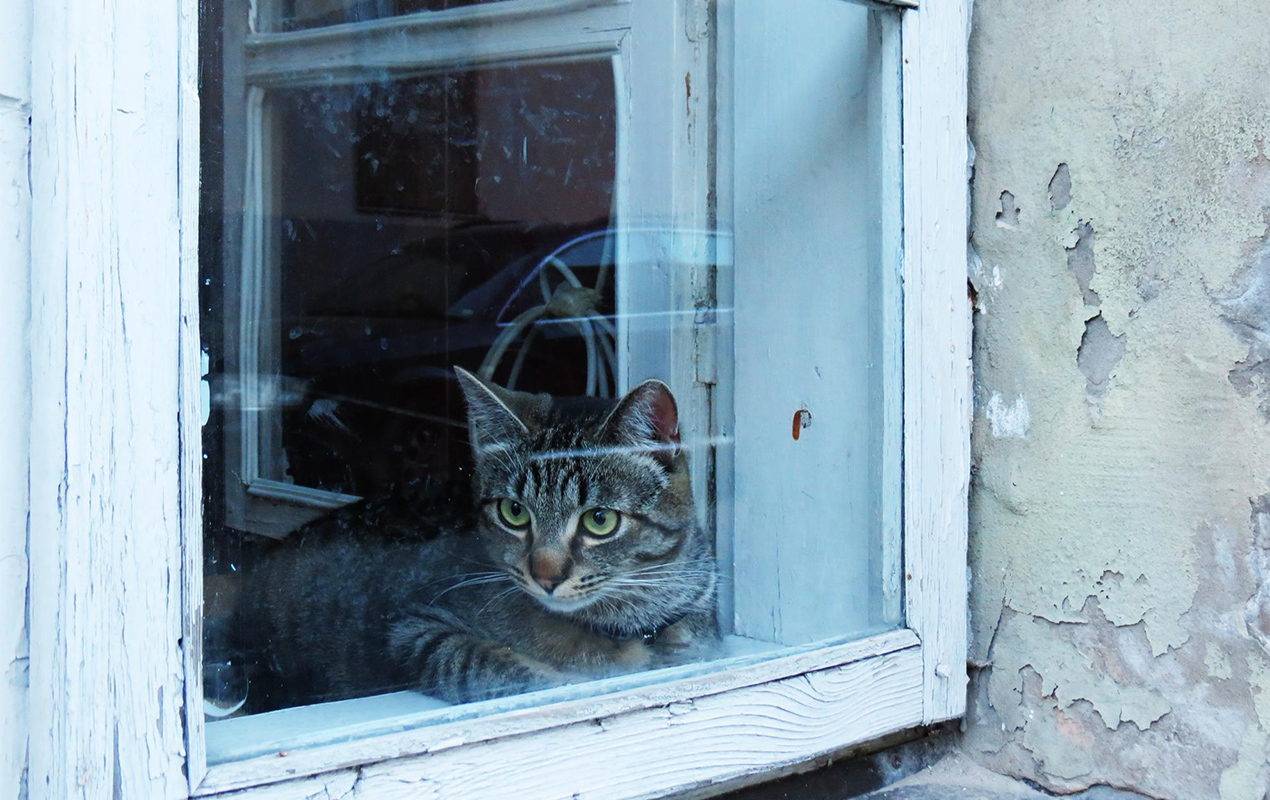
[
  {"left": 199, "top": 0, "right": 903, "bottom": 762},
  {"left": 263, "top": 66, "right": 616, "bottom": 501},
  {"left": 265, "top": 0, "right": 509, "bottom": 32}
]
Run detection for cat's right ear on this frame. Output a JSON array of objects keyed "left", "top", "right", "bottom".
[
  {"left": 454, "top": 367, "right": 531, "bottom": 453},
  {"left": 604, "top": 379, "right": 681, "bottom": 465}
]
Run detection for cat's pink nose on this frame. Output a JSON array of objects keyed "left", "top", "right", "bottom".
[
  {"left": 530, "top": 553, "right": 570, "bottom": 593},
  {"left": 534, "top": 573, "right": 565, "bottom": 593}
]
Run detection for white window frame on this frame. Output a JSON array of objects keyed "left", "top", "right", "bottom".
[
  {"left": 218, "top": 0, "right": 719, "bottom": 540},
  {"left": 25, "top": 0, "right": 969, "bottom": 797}
]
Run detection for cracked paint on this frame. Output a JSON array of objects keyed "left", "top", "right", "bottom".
[
  {"left": 987, "top": 612, "right": 1171, "bottom": 735},
  {"left": 0, "top": 1, "right": 29, "bottom": 796},
  {"left": 968, "top": 246, "right": 1003, "bottom": 314},
  {"left": 1066, "top": 221, "right": 1100, "bottom": 306},
  {"left": 1219, "top": 232, "right": 1270, "bottom": 421},
  {"left": 966, "top": 0, "right": 1270, "bottom": 797},
  {"left": 995, "top": 190, "right": 1020, "bottom": 228},
  {"left": 1048, "top": 164, "right": 1072, "bottom": 212},
  {"left": 1076, "top": 314, "right": 1126, "bottom": 398}
]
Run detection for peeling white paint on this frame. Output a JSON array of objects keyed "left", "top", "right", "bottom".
[
  {"left": 985, "top": 392, "right": 1030, "bottom": 438},
  {"left": 0, "top": 0, "right": 31, "bottom": 797},
  {"left": 987, "top": 614, "right": 1171, "bottom": 735},
  {"left": 966, "top": 0, "right": 1270, "bottom": 794}
]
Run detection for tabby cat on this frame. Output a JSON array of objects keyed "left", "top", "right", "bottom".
[{"left": 237, "top": 368, "right": 719, "bottom": 709}]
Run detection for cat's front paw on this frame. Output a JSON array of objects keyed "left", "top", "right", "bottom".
[
  {"left": 461, "top": 647, "right": 574, "bottom": 701},
  {"left": 648, "top": 615, "right": 722, "bottom": 667},
  {"left": 511, "top": 651, "right": 572, "bottom": 688}
]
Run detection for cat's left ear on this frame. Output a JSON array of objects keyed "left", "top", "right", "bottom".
[
  {"left": 454, "top": 366, "right": 532, "bottom": 453},
  {"left": 604, "top": 379, "right": 681, "bottom": 464}
]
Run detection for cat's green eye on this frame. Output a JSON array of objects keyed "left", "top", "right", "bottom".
[
  {"left": 497, "top": 499, "right": 532, "bottom": 529},
  {"left": 581, "top": 508, "right": 620, "bottom": 537}
]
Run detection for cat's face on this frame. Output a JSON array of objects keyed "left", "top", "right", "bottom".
[{"left": 455, "top": 368, "right": 707, "bottom": 621}]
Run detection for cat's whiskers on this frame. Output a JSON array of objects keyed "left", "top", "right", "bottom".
[
  {"left": 597, "top": 579, "right": 702, "bottom": 622},
  {"left": 475, "top": 585, "right": 522, "bottom": 619},
  {"left": 449, "top": 554, "right": 505, "bottom": 570},
  {"left": 428, "top": 574, "right": 514, "bottom": 605},
  {"left": 625, "top": 559, "right": 714, "bottom": 576},
  {"left": 616, "top": 568, "right": 713, "bottom": 586},
  {"left": 590, "top": 592, "right": 640, "bottom": 619},
  {"left": 421, "top": 570, "right": 505, "bottom": 589},
  {"left": 606, "top": 573, "right": 713, "bottom": 593}
]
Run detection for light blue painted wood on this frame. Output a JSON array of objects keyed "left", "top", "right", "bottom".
[{"left": 729, "top": 0, "right": 903, "bottom": 645}]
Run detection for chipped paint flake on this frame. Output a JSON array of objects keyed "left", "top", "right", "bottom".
[
  {"left": 988, "top": 614, "right": 1171, "bottom": 734},
  {"left": 967, "top": 0, "right": 1270, "bottom": 796},
  {"left": 985, "top": 392, "right": 1031, "bottom": 438}
]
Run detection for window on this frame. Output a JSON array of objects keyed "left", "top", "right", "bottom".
[{"left": 25, "top": 0, "right": 969, "bottom": 796}]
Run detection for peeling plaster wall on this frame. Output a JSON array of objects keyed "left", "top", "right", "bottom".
[
  {"left": 966, "top": 1, "right": 1270, "bottom": 799},
  {"left": 0, "top": 1, "right": 31, "bottom": 798}
]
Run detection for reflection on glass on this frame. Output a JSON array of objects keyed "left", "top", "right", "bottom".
[
  {"left": 267, "top": 0, "right": 509, "bottom": 32},
  {"left": 200, "top": 0, "right": 903, "bottom": 761},
  {"left": 268, "top": 64, "right": 617, "bottom": 499},
  {"left": 207, "top": 58, "right": 632, "bottom": 714}
]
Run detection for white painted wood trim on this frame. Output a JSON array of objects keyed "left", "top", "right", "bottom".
[
  {"left": 28, "top": 0, "right": 189, "bottom": 796},
  {"left": 243, "top": 3, "right": 630, "bottom": 86},
  {"left": 901, "top": 0, "right": 972, "bottom": 724},
  {"left": 204, "top": 645, "right": 924, "bottom": 799},
  {"left": 875, "top": 7, "right": 906, "bottom": 631},
  {"left": 257, "top": 0, "right": 626, "bottom": 36},
  {"left": 851, "top": 0, "right": 919, "bottom": 9},
  {"left": 187, "top": 0, "right": 968, "bottom": 794},
  {"left": 712, "top": 0, "right": 738, "bottom": 640},
  {"left": 0, "top": 0, "right": 32, "bottom": 793},
  {"left": 230, "top": 5, "right": 631, "bottom": 533},
  {"left": 197, "top": 630, "right": 918, "bottom": 794},
  {"left": 181, "top": 0, "right": 209, "bottom": 790},
  {"left": 617, "top": 0, "right": 716, "bottom": 543},
  {"left": 10, "top": 0, "right": 969, "bottom": 793}
]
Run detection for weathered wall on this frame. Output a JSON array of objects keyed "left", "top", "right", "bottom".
[
  {"left": 965, "top": 1, "right": 1270, "bottom": 799},
  {"left": 0, "top": 0, "right": 31, "bottom": 797}
]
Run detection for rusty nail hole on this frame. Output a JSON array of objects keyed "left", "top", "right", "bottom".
[
  {"left": 906, "top": 573, "right": 913, "bottom": 580},
  {"left": 792, "top": 408, "right": 812, "bottom": 440}
]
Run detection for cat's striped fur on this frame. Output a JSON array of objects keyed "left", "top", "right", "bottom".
[{"left": 238, "top": 369, "right": 718, "bottom": 708}]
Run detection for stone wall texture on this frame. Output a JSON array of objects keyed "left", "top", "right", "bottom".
[{"left": 965, "top": 1, "right": 1270, "bottom": 798}]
